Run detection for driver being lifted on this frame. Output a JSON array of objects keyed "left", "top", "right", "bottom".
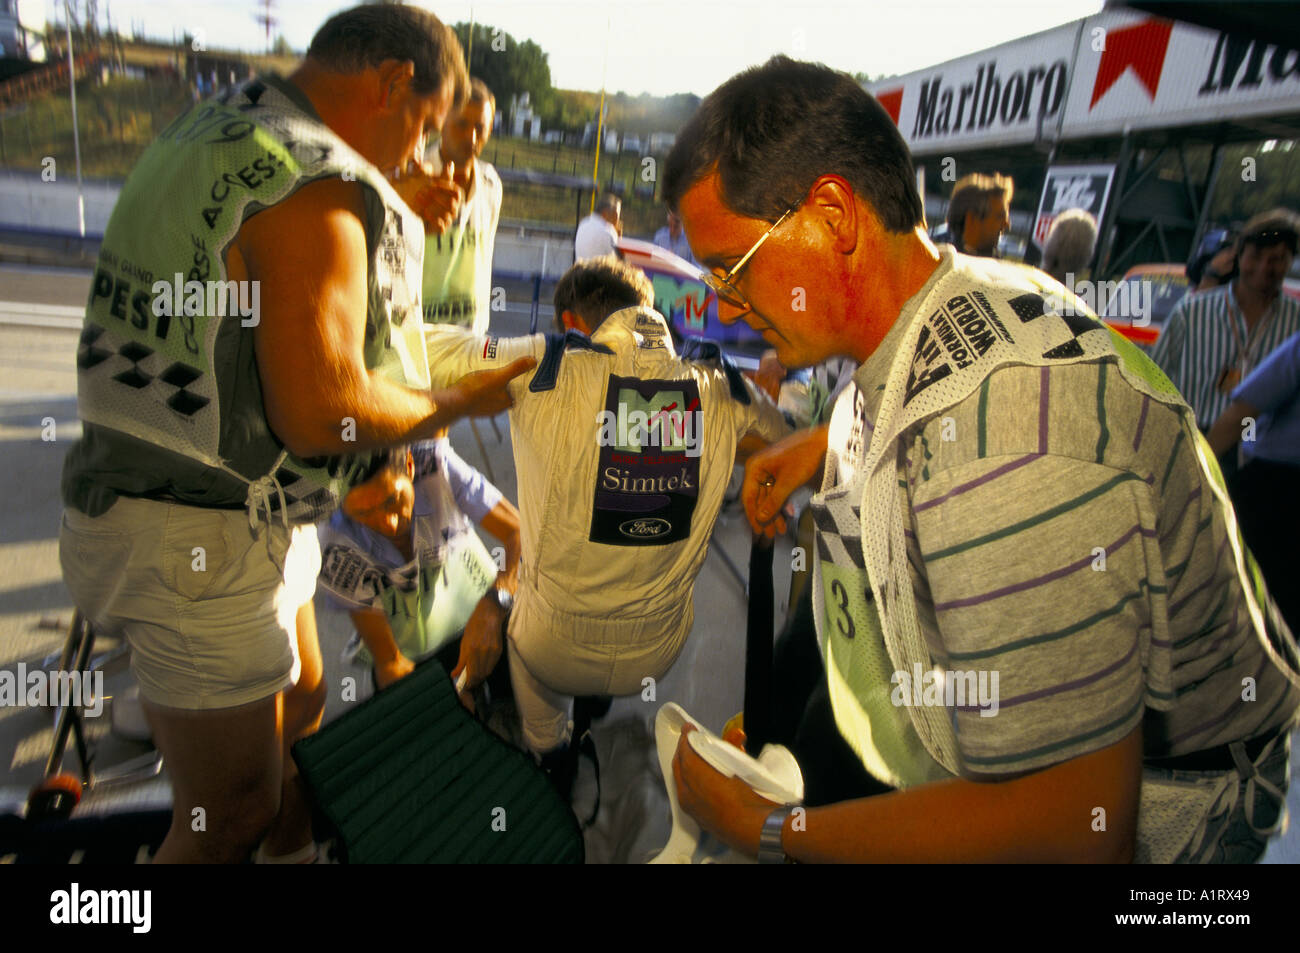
[{"left": 423, "top": 256, "right": 791, "bottom": 781}]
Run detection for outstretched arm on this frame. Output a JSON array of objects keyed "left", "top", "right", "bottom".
[{"left": 234, "top": 177, "right": 532, "bottom": 457}]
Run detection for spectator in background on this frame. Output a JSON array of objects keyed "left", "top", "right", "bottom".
[
  {"left": 654, "top": 209, "right": 696, "bottom": 264},
  {"left": 945, "top": 172, "right": 1013, "bottom": 257},
  {"left": 575, "top": 193, "right": 622, "bottom": 261},
  {"left": 422, "top": 78, "right": 503, "bottom": 335},
  {"left": 1041, "top": 208, "right": 1097, "bottom": 285},
  {"left": 1206, "top": 330, "right": 1300, "bottom": 632},
  {"left": 1152, "top": 209, "right": 1300, "bottom": 435},
  {"left": 1186, "top": 227, "right": 1238, "bottom": 293}
]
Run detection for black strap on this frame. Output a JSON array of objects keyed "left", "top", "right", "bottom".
[
  {"left": 744, "top": 538, "right": 775, "bottom": 756},
  {"left": 576, "top": 729, "right": 601, "bottom": 829},
  {"left": 1145, "top": 727, "right": 1283, "bottom": 773},
  {"left": 679, "top": 337, "right": 752, "bottom": 405}
]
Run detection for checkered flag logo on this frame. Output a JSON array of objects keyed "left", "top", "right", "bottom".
[
  {"left": 1006, "top": 292, "right": 1103, "bottom": 360},
  {"left": 77, "top": 323, "right": 211, "bottom": 418},
  {"left": 76, "top": 325, "right": 113, "bottom": 370},
  {"left": 157, "top": 362, "right": 210, "bottom": 417}
]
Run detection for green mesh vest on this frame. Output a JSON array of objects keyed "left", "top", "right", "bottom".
[{"left": 62, "top": 74, "right": 430, "bottom": 523}]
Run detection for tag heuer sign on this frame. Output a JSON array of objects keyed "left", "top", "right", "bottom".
[{"left": 1032, "top": 164, "right": 1115, "bottom": 252}]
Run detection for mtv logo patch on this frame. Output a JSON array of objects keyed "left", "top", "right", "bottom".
[{"left": 590, "top": 375, "right": 701, "bottom": 547}]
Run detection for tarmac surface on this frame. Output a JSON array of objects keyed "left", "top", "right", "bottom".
[{"left": 0, "top": 261, "right": 1295, "bottom": 864}]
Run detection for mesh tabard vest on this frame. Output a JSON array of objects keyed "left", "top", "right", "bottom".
[
  {"left": 62, "top": 75, "right": 430, "bottom": 524},
  {"left": 815, "top": 251, "right": 1300, "bottom": 784}
]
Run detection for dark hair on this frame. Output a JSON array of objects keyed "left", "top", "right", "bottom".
[
  {"left": 946, "top": 173, "right": 1013, "bottom": 235},
  {"left": 662, "top": 56, "right": 923, "bottom": 232},
  {"left": 596, "top": 192, "right": 621, "bottom": 216},
  {"left": 356, "top": 446, "right": 407, "bottom": 485},
  {"left": 1238, "top": 208, "right": 1300, "bottom": 255},
  {"left": 307, "top": 4, "right": 469, "bottom": 101},
  {"left": 469, "top": 77, "right": 496, "bottom": 115},
  {"left": 553, "top": 256, "right": 654, "bottom": 331}
]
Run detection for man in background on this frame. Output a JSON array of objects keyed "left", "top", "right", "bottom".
[
  {"left": 654, "top": 209, "right": 696, "bottom": 264},
  {"left": 1152, "top": 209, "right": 1300, "bottom": 434},
  {"left": 945, "top": 172, "right": 1013, "bottom": 257},
  {"left": 1041, "top": 208, "right": 1097, "bottom": 285},
  {"left": 575, "top": 193, "right": 623, "bottom": 261},
  {"left": 422, "top": 78, "right": 503, "bottom": 335}
]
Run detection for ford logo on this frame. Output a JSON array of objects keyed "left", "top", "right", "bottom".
[{"left": 619, "top": 517, "right": 671, "bottom": 538}]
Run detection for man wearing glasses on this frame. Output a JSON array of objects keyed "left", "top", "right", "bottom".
[{"left": 662, "top": 56, "right": 1299, "bottom": 864}]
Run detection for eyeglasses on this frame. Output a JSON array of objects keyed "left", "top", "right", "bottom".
[{"left": 700, "top": 205, "right": 799, "bottom": 310}]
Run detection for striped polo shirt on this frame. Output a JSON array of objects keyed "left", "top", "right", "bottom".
[
  {"left": 821, "top": 282, "right": 1300, "bottom": 781},
  {"left": 1150, "top": 284, "right": 1300, "bottom": 431}
]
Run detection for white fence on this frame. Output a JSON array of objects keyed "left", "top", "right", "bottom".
[
  {"left": 0, "top": 170, "right": 118, "bottom": 234},
  {"left": 0, "top": 172, "right": 578, "bottom": 279}
]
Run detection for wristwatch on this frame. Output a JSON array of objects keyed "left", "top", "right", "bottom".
[
  {"left": 489, "top": 585, "right": 514, "bottom": 614},
  {"left": 757, "top": 805, "right": 794, "bottom": 864}
]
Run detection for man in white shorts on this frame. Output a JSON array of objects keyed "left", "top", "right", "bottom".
[{"left": 58, "top": 5, "right": 530, "bottom": 863}]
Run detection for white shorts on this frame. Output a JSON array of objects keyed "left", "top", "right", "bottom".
[{"left": 59, "top": 497, "right": 320, "bottom": 710}]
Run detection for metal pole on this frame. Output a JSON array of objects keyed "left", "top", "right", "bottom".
[
  {"left": 1095, "top": 129, "right": 1133, "bottom": 279},
  {"left": 466, "top": 6, "right": 474, "bottom": 66},
  {"left": 65, "top": 0, "right": 86, "bottom": 237},
  {"left": 589, "top": 13, "right": 610, "bottom": 214}
]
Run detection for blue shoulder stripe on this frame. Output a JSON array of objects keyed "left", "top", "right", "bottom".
[{"left": 529, "top": 331, "right": 614, "bottom": 392}]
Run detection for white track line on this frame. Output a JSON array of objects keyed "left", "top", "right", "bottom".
[{"left": 0, "top": 300, "right": 83, "bottom": 329}]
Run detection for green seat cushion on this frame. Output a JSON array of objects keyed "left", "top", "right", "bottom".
[{"left": 292, "top": 658, "right": 583, "bottom": 864}]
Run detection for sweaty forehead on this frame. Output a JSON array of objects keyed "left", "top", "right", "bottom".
[{"left": 677, "top": 173, "right": 756, "bottom": 266}]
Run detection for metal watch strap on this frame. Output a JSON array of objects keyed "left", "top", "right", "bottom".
[
  {"left": 757, "top": 805, "right": 793, "bottom": 864},
  {"left": 492, "top": 585, "right": 513, "bottom": 614}
]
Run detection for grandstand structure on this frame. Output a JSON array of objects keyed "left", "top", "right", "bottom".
[{"left": 867, "top": 5, "right": 1300, "bottom": 278}]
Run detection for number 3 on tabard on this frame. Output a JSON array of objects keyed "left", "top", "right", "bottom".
[
  {"left": 830, "top": 577, "right": 855, "bottom": 639},
  {"left": 821, "top": 562, "right": 878, "bottom": 644}
]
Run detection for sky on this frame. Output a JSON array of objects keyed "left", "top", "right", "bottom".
[{"left": 48, "top": 0, "right": 1106, "bottom": 98}]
